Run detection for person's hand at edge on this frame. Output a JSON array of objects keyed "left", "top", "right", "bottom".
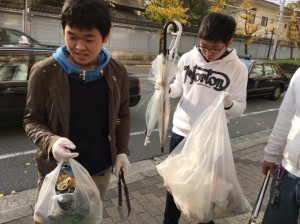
[
  {"left": 52, "top": 137, "right": 79, "bottom": 162},
  {"left": 262, "top": 160, "right": 277, "bottom": 176},
  {"left": 114, "top": 153, "right": 130, "bottom": 176}
]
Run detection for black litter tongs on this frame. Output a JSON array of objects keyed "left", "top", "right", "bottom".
[{"left": 118, "top": 169, "right": 131, "bottom": 221}]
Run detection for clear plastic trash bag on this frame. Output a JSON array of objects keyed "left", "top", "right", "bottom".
[
  {"left": 157, "top": 92, "right": 252, "bottom": 222},
  {"left": 34, "top": 159, "right": 103, "bottom": 224}
]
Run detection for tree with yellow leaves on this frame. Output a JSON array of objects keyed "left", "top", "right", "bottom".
[
  {"left": 209, "top": 0, "right": 227, "bottom": 13},
  {"left": 145, "top": 0, "right": 189, "bottom": 25},
  {"left": 209, "top": 0, "right": 243, "bottom": 13},
  {"left": 144, "top": 0, "right": 188, "bottom": 52},
  {"left": 283, "top": 8, "right": 299, "bottom": 60},
  {"left": 235, "top": 0, "right": 261, "bottom": 55}
]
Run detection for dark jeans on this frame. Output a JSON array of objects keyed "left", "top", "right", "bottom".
[
  {"left": 262, "top": 168, "right": 300, "bottom": 224},
  {"left": 163, "top": 132, "right": 184, "bottom": 224},
  {"left": 163, "top": 132, "right": 215, "bottom": 224}
]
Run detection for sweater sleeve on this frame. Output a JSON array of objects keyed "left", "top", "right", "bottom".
[{"left": 264, "top": 69, "right": 299, "bottom": 163}]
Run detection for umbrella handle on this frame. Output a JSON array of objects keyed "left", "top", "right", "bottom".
[
  {"left": 163, "top": 21, "right": 178, "bottom": 57},
  {"left": 168, "top": 21, "right": 182, "bottom": 62}
]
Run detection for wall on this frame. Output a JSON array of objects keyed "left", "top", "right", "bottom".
[{"left": 0, "top": 7, "right": 297, "bottom": 62}]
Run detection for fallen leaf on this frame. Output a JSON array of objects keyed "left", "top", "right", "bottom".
[
  {"left": 11, "top": 191, "right": 16, "bottom": 194},
  {"left": 0, "top": 194, "right": 3, "bottom": 197},
  {"left": 26, "top": 163, "right": 30, "bottom": 166}
]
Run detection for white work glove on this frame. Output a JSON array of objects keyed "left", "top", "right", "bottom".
[
  {"left": 114, "top": 153, "right": 130, "bottom": 177},
  {"left": 223, "top": 93, "right": 233, "bottom": 109},
  {"left": 52, "top": 137, "right": 79, "bottom": 162}
]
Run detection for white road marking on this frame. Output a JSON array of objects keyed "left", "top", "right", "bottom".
[
  {"left": 240, "top": 108, "right": 279, "bottom": 117},
  {"left": 0, "top": 109, "right": 279, "bottom": 160},
  {"left": 0, "top": 149, "right": 36, "bottom": 160}
]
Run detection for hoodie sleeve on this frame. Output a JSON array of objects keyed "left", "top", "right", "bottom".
[
  {"left": 225, "top": 62, "right": 248, "bottom": 118},
  {"left": 169, "top": 57, "right": 184, "bottom": 98}
]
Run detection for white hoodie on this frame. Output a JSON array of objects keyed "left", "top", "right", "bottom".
[
  {"left": 169, "top": 46, "right": 248, "bottom": 137},
  {"left": 264, "top": 68, "right": 300, "bottom": 177}
]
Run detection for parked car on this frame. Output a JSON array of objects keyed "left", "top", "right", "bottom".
[
  {"left": 0, "top": 27, "right": 40, "bottom": 45},
  {"left": 241, "top": 59, "right": 291, "bottom": 100},
  {"left": 0, "top": 45, "right": 141, "bottom": 127}
]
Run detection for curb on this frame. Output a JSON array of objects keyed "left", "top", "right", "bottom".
[{"left": 0, "top": 129, "right": 271, "bottom": 224}]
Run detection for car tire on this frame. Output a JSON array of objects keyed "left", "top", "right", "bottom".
[{"left": 270, "top": 86, "right": 282, "bottom": 100}]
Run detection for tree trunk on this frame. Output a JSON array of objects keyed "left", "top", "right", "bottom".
[{"left": 244, "top": 39, "right": 248, "bottom": 55}]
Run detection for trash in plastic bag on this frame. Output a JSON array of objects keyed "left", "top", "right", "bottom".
[
  {"left": 34, "top": 159, "right": 103, "bottom": 224},
  {"left": 157, "top": 92, "right": 252, "bottom": 223}
]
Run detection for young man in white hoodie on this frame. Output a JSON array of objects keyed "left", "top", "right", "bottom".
[
  {"left": 163, "top": 12, "right": 248, "bottom": 224},
  {"left": 262, "top": 68, "right": 300, "bottom": 224}
]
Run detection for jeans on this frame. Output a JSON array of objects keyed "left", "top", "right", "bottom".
[
  {"left": 262, "top": 167, "right": 300, "bottom": 224},
  {"left": 163, "top": 132, "right": 214, "bottom": 224},
  {"left": 163, "top": 132, "right": 184, "bottom": 224}
]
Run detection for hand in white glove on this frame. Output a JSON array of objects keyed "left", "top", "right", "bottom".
[
  {"left": 224, "top": 93, "right": 233, "bottom": 109},
  {"left": 52, "top": 137, "right": 79, "bottom": 162},
  {"left": 114, "top": 153, "right": 130, "bottom": 176}
]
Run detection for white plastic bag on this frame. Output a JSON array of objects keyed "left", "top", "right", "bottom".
[
  {"left": 157, "top": 93, "right": 252, "bottom": 222},
  {"left": 34, "top": 159, "right": 103, "bottom": 224}
]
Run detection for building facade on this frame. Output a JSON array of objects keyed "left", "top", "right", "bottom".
[{"left": 0, "top": 0, "right": 298, "bottom": 61}]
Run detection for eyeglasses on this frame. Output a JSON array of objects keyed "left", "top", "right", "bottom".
[{"left": 196, "top": 45, "right": 226, "bottom": 55}]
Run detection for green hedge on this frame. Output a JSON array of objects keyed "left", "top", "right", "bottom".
[{"left": 275, "top": 60, "right": 300, "bottom": 74}]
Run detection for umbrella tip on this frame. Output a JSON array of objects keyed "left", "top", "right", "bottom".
[{"left": 144, "top": 137, "right": 150, "bottom": 146}]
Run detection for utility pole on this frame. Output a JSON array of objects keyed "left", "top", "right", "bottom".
[
  {"left": 267, "top": 28, "right": 275, "bottom": 59},
  {"left": 23, "top": 0, "right": 28, "bottom": 33},
  {"left": 270, "top": 0, "right": 285, "bottom": 60}
]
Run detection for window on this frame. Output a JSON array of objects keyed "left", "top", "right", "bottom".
[
  {"left": 0, "top": 52, "right": 30, "bottom": 81},
  {"left": 272, "top": 63, "right": 283, "bottom": 76},
  {"left": 250, "top": 64, "right": 263, "bottom": 78},
  {"left": 261, "top": 17, "right": 268, "bottom": 27},
  {"left": 264, "top": 64, "right": 274, "bottom": 77},
  {"left": 248, "top": 8, "right": 257, "bottom": 24},
  {"left": 34, "top": 52, "right": 52, "bottom": 63}
]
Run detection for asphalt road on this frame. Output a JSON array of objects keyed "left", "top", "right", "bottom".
[{"left": 0, "top": 70, "right": 284, "bottom": 196}]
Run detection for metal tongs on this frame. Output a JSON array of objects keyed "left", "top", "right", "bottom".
[
  {"left": 248, "top": 170, "right": 271, "bottom": 224},
  {"left": 117, "top": 169, "right": 131, "bottom": 222}
]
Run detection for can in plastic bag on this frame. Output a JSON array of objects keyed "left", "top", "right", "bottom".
[{"left": 55, "top": 163, "right": 76, "bottom": 211}]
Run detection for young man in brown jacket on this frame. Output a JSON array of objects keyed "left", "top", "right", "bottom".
[{"left": 23, "top": 0, "right": 130, "bottom": 210}]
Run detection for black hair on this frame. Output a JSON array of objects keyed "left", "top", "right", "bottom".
[
  {"left": 61, "top": 0, "right": 111, "bottom": 39},
  {"left": 197, "top": 13, "right": 236, "bottom": 44}
]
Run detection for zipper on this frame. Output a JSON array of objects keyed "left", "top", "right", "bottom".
[
  {"left": 112, "top": 75, "right": 121, "bottom": 102},
  {"left": 79, "top": 70, "right": 86, "bottom": 81}
]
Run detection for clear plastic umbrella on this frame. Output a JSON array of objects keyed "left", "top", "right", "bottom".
[{"left": 144, "top": 20, "right": 182, "bottom": 152}]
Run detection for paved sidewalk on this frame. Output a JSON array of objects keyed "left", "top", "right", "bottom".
[{"left": 0, "top": 129, "right": 272, "bottom": 224}]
